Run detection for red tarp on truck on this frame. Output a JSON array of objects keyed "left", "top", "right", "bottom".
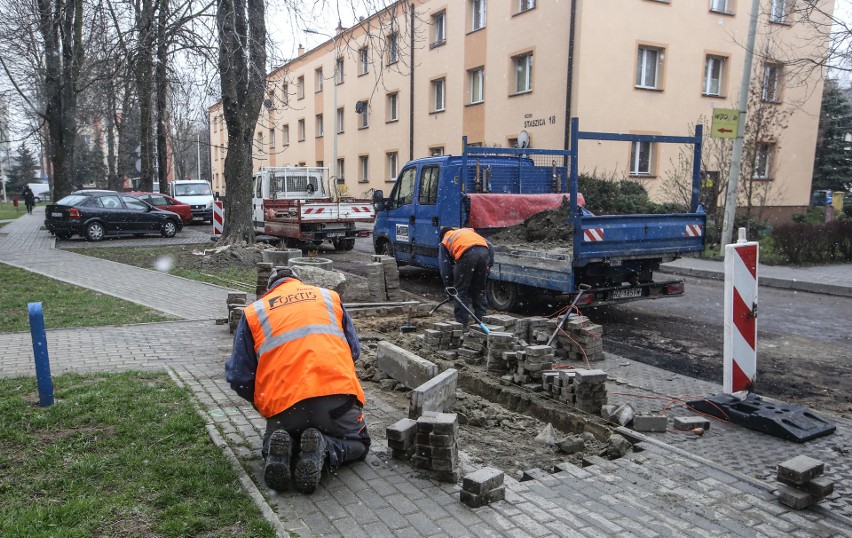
[{"left": 466, "top": 193, "right": 585, "bottom": 229}]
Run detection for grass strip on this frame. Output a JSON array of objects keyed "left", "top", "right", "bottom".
[
  {"left": 0, "top": 264, "right": 175, "bottom": 333},
  {"left": 0, "top": 372, "right": 275, "bottom": 537}
]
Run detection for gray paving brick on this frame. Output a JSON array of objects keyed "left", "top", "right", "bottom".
[
  {"left": 361, "top": 520, "right": 395, "bottom": 537},
  {"left": 406, "top": 512, "right": 440, "bottom": 536},
  {"left": 374, "top": 506, "right": 409, "bottom": 530}
]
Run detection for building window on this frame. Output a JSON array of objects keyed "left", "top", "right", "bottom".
[
  {"left": 753, "top": 143, "right": 774, "bottom": 179},
  {"left": 630, "top": 141, "right": 654, "bottom": 176},
  {"left": 336, "top": 158, "right": 345, "bottom": 181},
  {"left": 283, "top": 124, "right": 289, "bottom": 145},
  {"left": 514, "top": 53, "right": 533, "bottom": 94},
  {"left": 703, "top": 55, "right": 726, "bottom": 96},
  {"left": 710, "top": 0, "right": 731, "bottom": 14},
  {"left": 518, "top": 0, "right": 535, "bottom": 14},
  {"left": 432, "top": 78, "right": 446, "bottom": 112},
  {"left": 432, "top": 11, "right": 446, "bottom": 46},
  {"left": 469, "top": 68, "right": 484, "bottom": 104},
  {"left": 770, "top": 0, "right": 790, "bottom": 23},
  {"left": 387, "top": 92, "right": 399, "bottom": 122},
  {"left": 636, "top": 46, "right": 663, "bottom": 90},
  {"left": 298, "top": 119, "right": 305, "bottom": 141},
  {"left": 387, "top": 152, "right": 399, "bottom": 181},
  {"left": 430, "top": 146, "right": 445, "bottom": 156},
  {"left": 316, "top": 114, "right": 323, "bottom": 138},
  {"left": 359, "top": 104, "right": 370, "bottom": 129},
  {"left": 282, "top": 83, "right": 289, "bottom": 106},
  {"left": 256, "top": 131, "right": 263, "bottom": 149},
  {"left": 337, "top": 107, "right": 344, "bottom": 134},
  {"left": 471, "top": 0, "right": 486, "bottom": 31},
  {"left": 359, "top": 47, "right": 369, "bottom": 75},
  {"left": 335, "top": 57, "right": 344, "bottom": 84},
  {"left": 388, "top": 33, "right": 399, "bottom": 65},
  {"left": 269, "top": 128, "right": 275, "bottom": 147},
  {"left": 359, "top": 155, "right": 369, "bottom": 183},
  {"left": 297, "top": 76, "right": 305, "bottom": 99},
  {"left": 315, "top": 67, "right": 323, "bottom": 93},
  {"left": 762, "top": 63, "right": 782, "bottom": 102}
]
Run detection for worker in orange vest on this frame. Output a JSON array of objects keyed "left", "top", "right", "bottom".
[
  {"left": 226, "top": 266, "right": 370, "bottom": 494},
  {"left": 439, "top": 227, "right": 494, "bottom": 330}
]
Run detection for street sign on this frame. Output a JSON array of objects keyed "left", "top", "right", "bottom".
[{"left": 711, "top": 108, "right": 739, "bottom": 139}]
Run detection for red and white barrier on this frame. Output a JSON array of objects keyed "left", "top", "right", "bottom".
[
  {"left": 723, "top": 228, "right": 758, "bottom": 395},
  {"left": 213, "top": 201, "right": 224, "bottom": 236}
]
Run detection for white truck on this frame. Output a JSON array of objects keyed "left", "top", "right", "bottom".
[
  {"left": 168, "top": 179, "right": 215, "bottom": 223},
  {"left": 252, "top": 166, "right": 375, "bottom": 250}
]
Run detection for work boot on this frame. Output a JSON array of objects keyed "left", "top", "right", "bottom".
[
  {"left": 294, "top": 428, "right": 327, "bottom": 494},
  {"left": 263, "top": 430, "right": 292, "bottom": 491}
]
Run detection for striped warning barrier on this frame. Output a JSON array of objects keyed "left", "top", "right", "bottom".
[
  {"left": 213, "top": 201, "right": 224, "bottom": 236},
  {"left": 723, "top": 228, "right": 758, "bottom": 394},
  {"left": 685, "top": 224, "right": 704, "bottom": 237},
  {"left": 583, "top": 228, "right": 604, "bottom": 242}
]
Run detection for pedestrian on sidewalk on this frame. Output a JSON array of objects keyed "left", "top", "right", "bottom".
[
  {"left": 226, "top": 266, "right": 370, "bottom": 494},
  {"left": 22, "top": 186, "right": 35, "bottom": 215},
  {"left": 439, "top": 226, "right": 494, "bottom": 330}
]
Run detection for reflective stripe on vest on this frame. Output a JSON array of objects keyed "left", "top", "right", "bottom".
[
  {"left": 442, "top": 228, "right": 488, "bottom": 261},
  {"left": 252, "top": 288, "right": 346, "bottom": 358}
]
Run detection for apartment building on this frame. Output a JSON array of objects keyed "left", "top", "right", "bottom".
[{"left": 209, "top": 0, "right": 833, "bottom": 219}]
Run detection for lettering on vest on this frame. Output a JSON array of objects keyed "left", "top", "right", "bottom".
[{"left": 268, "top": 290, "right": 318, "bottom": 310}]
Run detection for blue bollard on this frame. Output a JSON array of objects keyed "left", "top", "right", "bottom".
[{"left": 28, "top": 302, "right": 54, "bottom": 407}]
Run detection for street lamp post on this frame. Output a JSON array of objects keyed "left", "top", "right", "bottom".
[{"left": 304, "top": 27, "right": 339, "bottom": 200}]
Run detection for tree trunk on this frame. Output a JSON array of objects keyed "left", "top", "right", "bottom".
[
  {"left": 155, "top": 0, "right": 170, "bottom": 192},
  {"left": 216, "top": 0, "right": 266, "bottom": 244},
  {"left": 106, "top": 82, "right": 120, "bottom": 191},
  {"left": 136, "top": 0, "right": 156, "bottom": 192}
]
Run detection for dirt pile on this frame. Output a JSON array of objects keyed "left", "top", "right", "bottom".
[
  {"left": 488, "top": 196, "right": 574, "bottom": 246},
  {"left": 193, "top": 244, "right": 266, "bottom": 271}
]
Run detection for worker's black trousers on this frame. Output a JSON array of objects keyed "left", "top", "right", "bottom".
[
  {"left": 262, "top": 394, "right": 370, "bottom": 468},
  {"left": 453, "top": 245, "right": 490, "bottom": 328}
]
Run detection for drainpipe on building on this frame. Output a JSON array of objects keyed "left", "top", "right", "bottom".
[
  {"left": 563, "top": 0, "right": 578, "bottom": 154},
  {"left": 409, "top": 4, "right": 415, "bottom": 161}
]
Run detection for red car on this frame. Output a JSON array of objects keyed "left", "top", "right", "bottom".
[{"left": 129, "top": 192, "right": 193, "bottom": 224}]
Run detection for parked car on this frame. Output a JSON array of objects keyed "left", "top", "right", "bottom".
[
  {"left": 44, "top": 189, "right": 183, "bottom": 241},
  {"left": 129, "top": 191, "right": 193, "bottom": 224}
]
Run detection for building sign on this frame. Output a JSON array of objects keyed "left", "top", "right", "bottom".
[
  {"left": 523, "top": 113, "right": 558, "bottom": 130},
  {"left": 711, "top": 108, "right": 739, "bottom": 139}
]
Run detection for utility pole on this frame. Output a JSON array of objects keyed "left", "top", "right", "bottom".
[
  {"left": 721, "top": 0, "right": 760, "bottom": 248},
  {"left": 196, "top": 131, "right": 201, "bottom": 181}
]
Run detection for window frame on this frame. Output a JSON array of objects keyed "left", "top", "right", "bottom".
[
  {"left": 336, "top": 158, "right": 345, "bottom": 181},
  {"left": 283, "top": 124, "right": 290, "bottom": 145},
  {"left": 636, "top": 45, "right": 664, "bottom": 90},
  {"left": 753, "top": 142, "right": 774, "bottom": 179},
  {"left": 630, "top": 140, "right": 655, "bottom": 177},
  {"left": 762, "top": 62, "right": 783, "bottom": 103},
  {"left": 359, "top": 155, "right": 369, "bottom": 183},
  {"left": 469, "top": 67, "right": 484, "bottom": 104},
  {"left": 432, "top": 10, "right": 447, "bottom": 47},
  {"left": 315, "top": 67, "right": 323, "bottom": 93},
  {"left": 432, "top": 77, "right": 446, "bottom": 112},
  {"left": 297, "top": 76, "right": 305, "bottom": 99},
  {"left": 297, "top": 118, "right": 306, "bottom": 141},
  {"left": 359, "top": 103, "right": 370, "bottom": 129},
  {"left": 387, "top": 33, "right": 399, "bottom": 65},
  {"left": 269, "top": 127, "right": 276, "bottom": 147},
  {"left": 335, "top": 57, "right": 344, "bottom": 85},
  {"left": 315, "top": 113, "right": 324, "bottom": 138},
  {"left": 336, "top": 107, "right": 344, "bottom": 134},
  {"left": 703, "top": 54, "right": 726, "bottom": 97},
  {"left": 517, "top": 0, "right": 536, "bottom": 14},
  {"left": 386, "top": 151, "right": 399, "bottom": 182},
  {"left": 513, "top": 53, "right": 533, "bottom": 95},
  {"left": 709, "top": 0, "right": 732, "bottom": 14},
  {"left": 769, "top": 0, "right": 790, "bottom": 23},
  {"left": 418, "top": 165, "right": 440, "bottom": 205},
  {"left": 471, "top": 0, "right": 486, "bottom": 31},
  {"left": 359, "top": 47, "right": 369, "bottom": 75},
  {"left": 387, "top": 92, "right": 399, "bottom": 122}
]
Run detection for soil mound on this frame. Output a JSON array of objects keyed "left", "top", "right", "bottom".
[{"left": 488, "top": 196, "right": 574, "bottom": 245}]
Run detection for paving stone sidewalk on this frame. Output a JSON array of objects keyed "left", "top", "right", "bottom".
[{"left": 1, "top": 211, "right": 850, "bottom": 536}]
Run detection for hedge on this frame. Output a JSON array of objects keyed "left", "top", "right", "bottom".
[{"left": 771, "top": 221, "right": 852, "bottom": 264}]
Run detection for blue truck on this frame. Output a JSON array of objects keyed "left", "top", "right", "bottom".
[{"left": 372, "top": 118, "right": 707, "bottom": 310}]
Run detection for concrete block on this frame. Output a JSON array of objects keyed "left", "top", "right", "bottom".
[
  {"left": 632, "top": 415, "right": 668, "bottom": 432},
  {"left": 777, "top": 484, "right": 818, "bottom": 509},
  {"left": 462, "top": 467, "right": 504, "bottom": 495},
  {"left": 386, "top": 418, "right": 418, "bottom": 442},
  {"left": 429, "top": 433, "right": 454, "bottom": 447},
  {"left": 460, "top": 490, "right": 488, "bottom": 508},
  {"left": 377, "top": 341, "right": 439, "bottom": 389},
  {"left": 778, "top": 475, "right": 834, "bottom": 498},
  {"left": 409, "top": 370, "right": 458, "bottom": 419},
  {"left": 777, "top": 455, "right": 824, "bottom": 485},
  {"left": 673, "top": 416, "right": 711, "bottom": 431},
  {"left": 575, "top": 369, "right": 607, "bottom": 384},
  {"left": 520, "top": 468, "right": 549, "bottom": 482},
  {"left": 435, "top": 470, "right": 461, "bottom": 483}
]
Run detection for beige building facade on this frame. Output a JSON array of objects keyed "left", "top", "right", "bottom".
[{"left": 209, "top": 0, "right": 833, "bottom": 220}]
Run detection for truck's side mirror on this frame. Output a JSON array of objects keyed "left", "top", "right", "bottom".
[{"left": 373, "top": 189, "right": 385, "bottom": 210}]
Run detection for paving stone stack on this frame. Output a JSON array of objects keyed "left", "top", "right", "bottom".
[
  {"left": 256, "top": 262, "right": 273, "bottom": 297},
  {"left": 776, "top": 455, "right": 835, "bottom": 509},
  {"left": 485, "top": 331, "right": 515, "bottom": 374},
  {"left": 365, "top": 262, "right": 386, "bottom": 301},
  {"left": 574, "top": 368, "right": 608, "bottom": 414},
  {"left": 549, "top": 315, "right": 604, "bottom": 363},
  {"left": 457, "top": 327, "right": 488, "bottom": 365},
  {"left": 423, "top": 321, "right": 464, "bottom": 351},
  {"left": 227, "top": 292, "right": 248, "bottom": 334},
  {"left": 410, "top": 411, "right": 460, "bottom": 483},
  {"left": 517, "top": 344, "right": 555, "bottom": 382},
  {"left": 461, "top": 467, "right": 505, "bottom": 508},
  {"left": 373, "top": 255, "right": 403, "bottom": 301},
  {"left": 527, "top": 317, "right": 556, "bottom": 344},
  {"left": 386, "top": 418, "right": 417, "bottom": 460}
]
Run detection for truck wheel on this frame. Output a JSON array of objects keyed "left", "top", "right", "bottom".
[
  {"left": 333, "top": 238, "right": 355, "bottom": 251},
  {"left": 487, "top": 281, "right": 519, "bottom": 312}
]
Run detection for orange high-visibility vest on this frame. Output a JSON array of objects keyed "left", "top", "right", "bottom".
[
  {"left": 441, "top": 228, "right": 488, "bottom": 261},
  {"left": 243, "top": 279, "right": 365, "bottom": 418}
]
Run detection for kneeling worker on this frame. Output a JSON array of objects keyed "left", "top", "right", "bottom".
[
  {"left": 439, "top": 226, "right": 494, "bottom": 330},
  {"left": 226, "top": 266, "right": 370, "bottom": 494}
]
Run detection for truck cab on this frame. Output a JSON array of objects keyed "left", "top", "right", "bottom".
[
  {"left": 252, "top": 167, "right": 327, "bottom": 233},
  {"left": 169, "top": 180, "right": 215, "bottom": 223}
]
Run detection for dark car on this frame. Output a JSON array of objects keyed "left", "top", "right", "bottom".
[
  {"left": 44, "top": 189, "right": 183, "bottom": 241},
  {"left": 129, "top": 191, "right": 193, "bottom": 224}
]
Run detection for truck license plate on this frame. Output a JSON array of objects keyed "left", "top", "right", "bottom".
[
  {"left": 326, "top": 232, "right": 344, "bottom": 238},
  {"left": 611, "top": 287, "right": 642, "bottom": 300},
  {"left": 51, "top": 212, "right": 63, "bottom": 218}
]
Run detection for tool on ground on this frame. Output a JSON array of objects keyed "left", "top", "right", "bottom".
[
  {"left": 429, "top": 296, "right": 451, "bottom": 315},
  {"left": 444, "top": 287, "right": 490, "bottom": 334},
  {"left": 400, "top": 305, "right": 416, "bottom": 333},
  {"left": 546, "top": 284, "right": 592, "bottom": 347}
]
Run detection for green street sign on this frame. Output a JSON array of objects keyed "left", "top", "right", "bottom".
[{"left": 711, "top": 108, "right": 739, "bottom": 139}]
